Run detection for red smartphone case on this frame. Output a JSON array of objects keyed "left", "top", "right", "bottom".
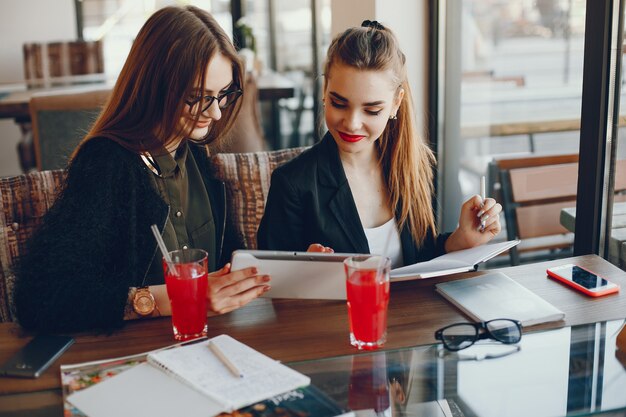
[{"left": 547, "top": 266, "right": 619, "bottom": 297}]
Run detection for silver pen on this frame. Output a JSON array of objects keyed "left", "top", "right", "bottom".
[{"left": 480, "top": 176, "right": 487, "bottom": 232}]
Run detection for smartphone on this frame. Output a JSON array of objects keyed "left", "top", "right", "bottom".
[
  {"left": 547, "top": 263, "right": 620, "bottom": 297},
  {"left": 0, "top": 335, "right": 74, "bottom": 378}
]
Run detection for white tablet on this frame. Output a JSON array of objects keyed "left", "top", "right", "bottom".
[{"left": 230, "top": 250, "right": 359, "bottom": 300}]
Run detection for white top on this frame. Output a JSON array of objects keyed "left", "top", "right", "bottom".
[{"left": 363, "top": 217, "right": 404, "bottom": 269}]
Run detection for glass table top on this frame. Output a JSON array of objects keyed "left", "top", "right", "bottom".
[{"left": 288, "top": 320, "right": 626, "bottom": 417}]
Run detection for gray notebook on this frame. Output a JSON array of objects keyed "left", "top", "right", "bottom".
[{"left": 435, "top": 272, "right": 565, "bottom": 326}]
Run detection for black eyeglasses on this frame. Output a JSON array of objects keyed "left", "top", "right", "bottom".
[
  {"left": 185, "top": 88, "right": 242, "bottom": 115},
  {"left": 434, "top": 318, "right": 522, "bottom": 351}
]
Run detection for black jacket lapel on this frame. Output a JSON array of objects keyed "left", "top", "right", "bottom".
[
  {"left": 317, "top": 133, "right": 370, "bottom": 253},
  {"left": 399, "top": 220, "right": 418, "bottom": 265}
]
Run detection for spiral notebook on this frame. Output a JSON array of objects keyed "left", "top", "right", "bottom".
[{"left": 67, "top": 335, "right": 311, "bottom": 417}]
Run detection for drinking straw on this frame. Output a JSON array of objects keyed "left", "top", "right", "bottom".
[
  {"left": 376, "top": 222, "right": 394, "bottom": 277},
  {"left": 381, "top": 222, "right": 394, "bottom": 261},
  {"left": 150, "top": 224, "right": 178, "bottom": 276}
]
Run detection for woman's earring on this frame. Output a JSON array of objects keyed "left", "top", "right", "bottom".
[{"left": 389, "top": 114, "right": 397, "bottom": 120}]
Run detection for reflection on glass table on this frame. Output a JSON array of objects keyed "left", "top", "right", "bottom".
[{"left": 288, "top": 320, "right": 626, "bottom": 417}]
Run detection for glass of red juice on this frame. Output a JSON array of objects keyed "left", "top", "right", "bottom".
[
  {"left": 344, "top": 255, "right": 391, "bottom": 350},
  {"left": 163, "top": 249, "right": 208, "bottom": 341}
]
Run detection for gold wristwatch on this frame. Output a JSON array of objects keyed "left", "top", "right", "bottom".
[{"left": 132, "top": 287, "right": 156, "bottom": 316}]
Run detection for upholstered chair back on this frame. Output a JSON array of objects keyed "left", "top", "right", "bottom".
[
  {"left": 209, "top": 147, "right": 308, "bottom": 250},
  {"left": 0, "top": 170, "right": 65, "bottom": 322},
  {"left": 30, "top": 88, "right": 110, "bottom": 170}
]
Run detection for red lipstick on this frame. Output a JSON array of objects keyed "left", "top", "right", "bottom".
[{"left": 338, "top": 131, "right": 365, "bottom": 143}]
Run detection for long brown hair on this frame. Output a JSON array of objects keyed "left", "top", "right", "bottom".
[
  {"left": 323, "top": 23, "right": 437, "bottom": 246},
  {"left": 80, "top": 5, "right": 244, "bottom": 154}
]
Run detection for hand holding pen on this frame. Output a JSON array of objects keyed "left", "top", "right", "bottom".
[
  {"left": 475, "top": 175, "right": 502, "bottom": 235},
  {"left": 444, "top": 176, "right": 503, "bottom": 253},
  {"left": 438, "top": 177, "right": 502, "bottom": 252}
]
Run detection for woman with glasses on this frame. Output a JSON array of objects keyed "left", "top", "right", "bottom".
[
  {"left": 14, "top": 6, "right": 270, "bottom": 332},
  {"left": 258, "top": 21, "right": 502, "bottom": 266}
]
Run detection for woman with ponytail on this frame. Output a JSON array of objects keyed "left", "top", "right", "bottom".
[{"left": 257, "top": 21, "right": 501, "bottom": 267}]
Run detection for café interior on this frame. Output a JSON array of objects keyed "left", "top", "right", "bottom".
[{"left": 1, "top": 1, "right": 626, "bottom": 416}]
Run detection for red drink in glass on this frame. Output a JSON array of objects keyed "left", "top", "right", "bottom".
[
  {"left": 163, "top": 249, "right": 208, "bottom": 341},
  {"left": 345, "top": 256, "right": 391, "bottom": 350},
  {"left": 347, "top": 271, "right": 390, "bottom": 345}
]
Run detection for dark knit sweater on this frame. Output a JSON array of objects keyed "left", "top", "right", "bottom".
[{"left": 14, "top": 138, "right": 233, "bottom": 333}]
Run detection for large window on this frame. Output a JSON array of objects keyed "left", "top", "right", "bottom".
[
  {"left": 436, "top": 0, "right": 626, "bottom": 268},
  {"left": 607, "top": 2, "right": 626, "bottom": 269},
  {"left": 78, "top": 0, "right": 330, "bottom": 147},
  {"left": 79, "top": 0, "right": 233, "bottom": 77},
  {"left": 438, "top": 0, "right": 587, "bottom": 266},
  {"left": 243, "top": 0, "right": 331, "bottom": 146}
]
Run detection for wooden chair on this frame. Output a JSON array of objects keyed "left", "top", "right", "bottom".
[
  {"left": 23, "top": 40, "right": 104, "bottom": 88},
  {"left": 487, "top": 154, "right": 579, "bottom": 203},
  {"left": 0, "top": 170, "right": 65, "bottom": 322},
  {"left": 492, "top": 154, "right": 626, "bottom": 265},
  {"left": 29, "top": 88, "right": 110, "bottom": 170},
  {"left": 489, "top": 154, "right": 578, "bottom": 265}
]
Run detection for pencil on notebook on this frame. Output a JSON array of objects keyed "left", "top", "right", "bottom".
[{"left": 208, "top": 340, "right": 243, "bottom": 378}]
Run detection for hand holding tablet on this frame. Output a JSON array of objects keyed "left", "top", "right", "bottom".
[{"left": 230, "top": 250, "right": 358, "bottom": 300}]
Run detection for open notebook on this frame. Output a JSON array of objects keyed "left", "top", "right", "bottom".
[
  {"left": 67, "top": 334, "right": 310, "bottom": 417},
  {"left": 390, "top": 240, "right": 520, "bottom": 281}
]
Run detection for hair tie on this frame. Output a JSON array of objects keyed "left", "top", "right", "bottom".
[{"left": 361, "top": 20, "right": 385, "bottom": 30}]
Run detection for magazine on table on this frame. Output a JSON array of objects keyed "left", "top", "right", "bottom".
[
  {"left": 61, "top": 337, "right": 208, "bottom": 416},
  {"left": 65, "top": 334, "right": 311, "bottom": 417},
  {"left": 217, "top": 385, "right": 354, "bottom": 417}
]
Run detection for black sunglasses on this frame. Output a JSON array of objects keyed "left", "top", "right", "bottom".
[
  {"left": 185, "top": 88, "right": 242, "bottom": 115},
  {"left": 434, "top": 318, "right": 522, "bottom": 351}
]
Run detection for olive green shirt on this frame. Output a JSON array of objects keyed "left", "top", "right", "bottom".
[{"left": 144, "top": 142, "right": 216, "bottom": 285}]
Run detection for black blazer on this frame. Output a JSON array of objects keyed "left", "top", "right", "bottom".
[{"left": 257, "top": 132, "right": 449, "bottom": 265}]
